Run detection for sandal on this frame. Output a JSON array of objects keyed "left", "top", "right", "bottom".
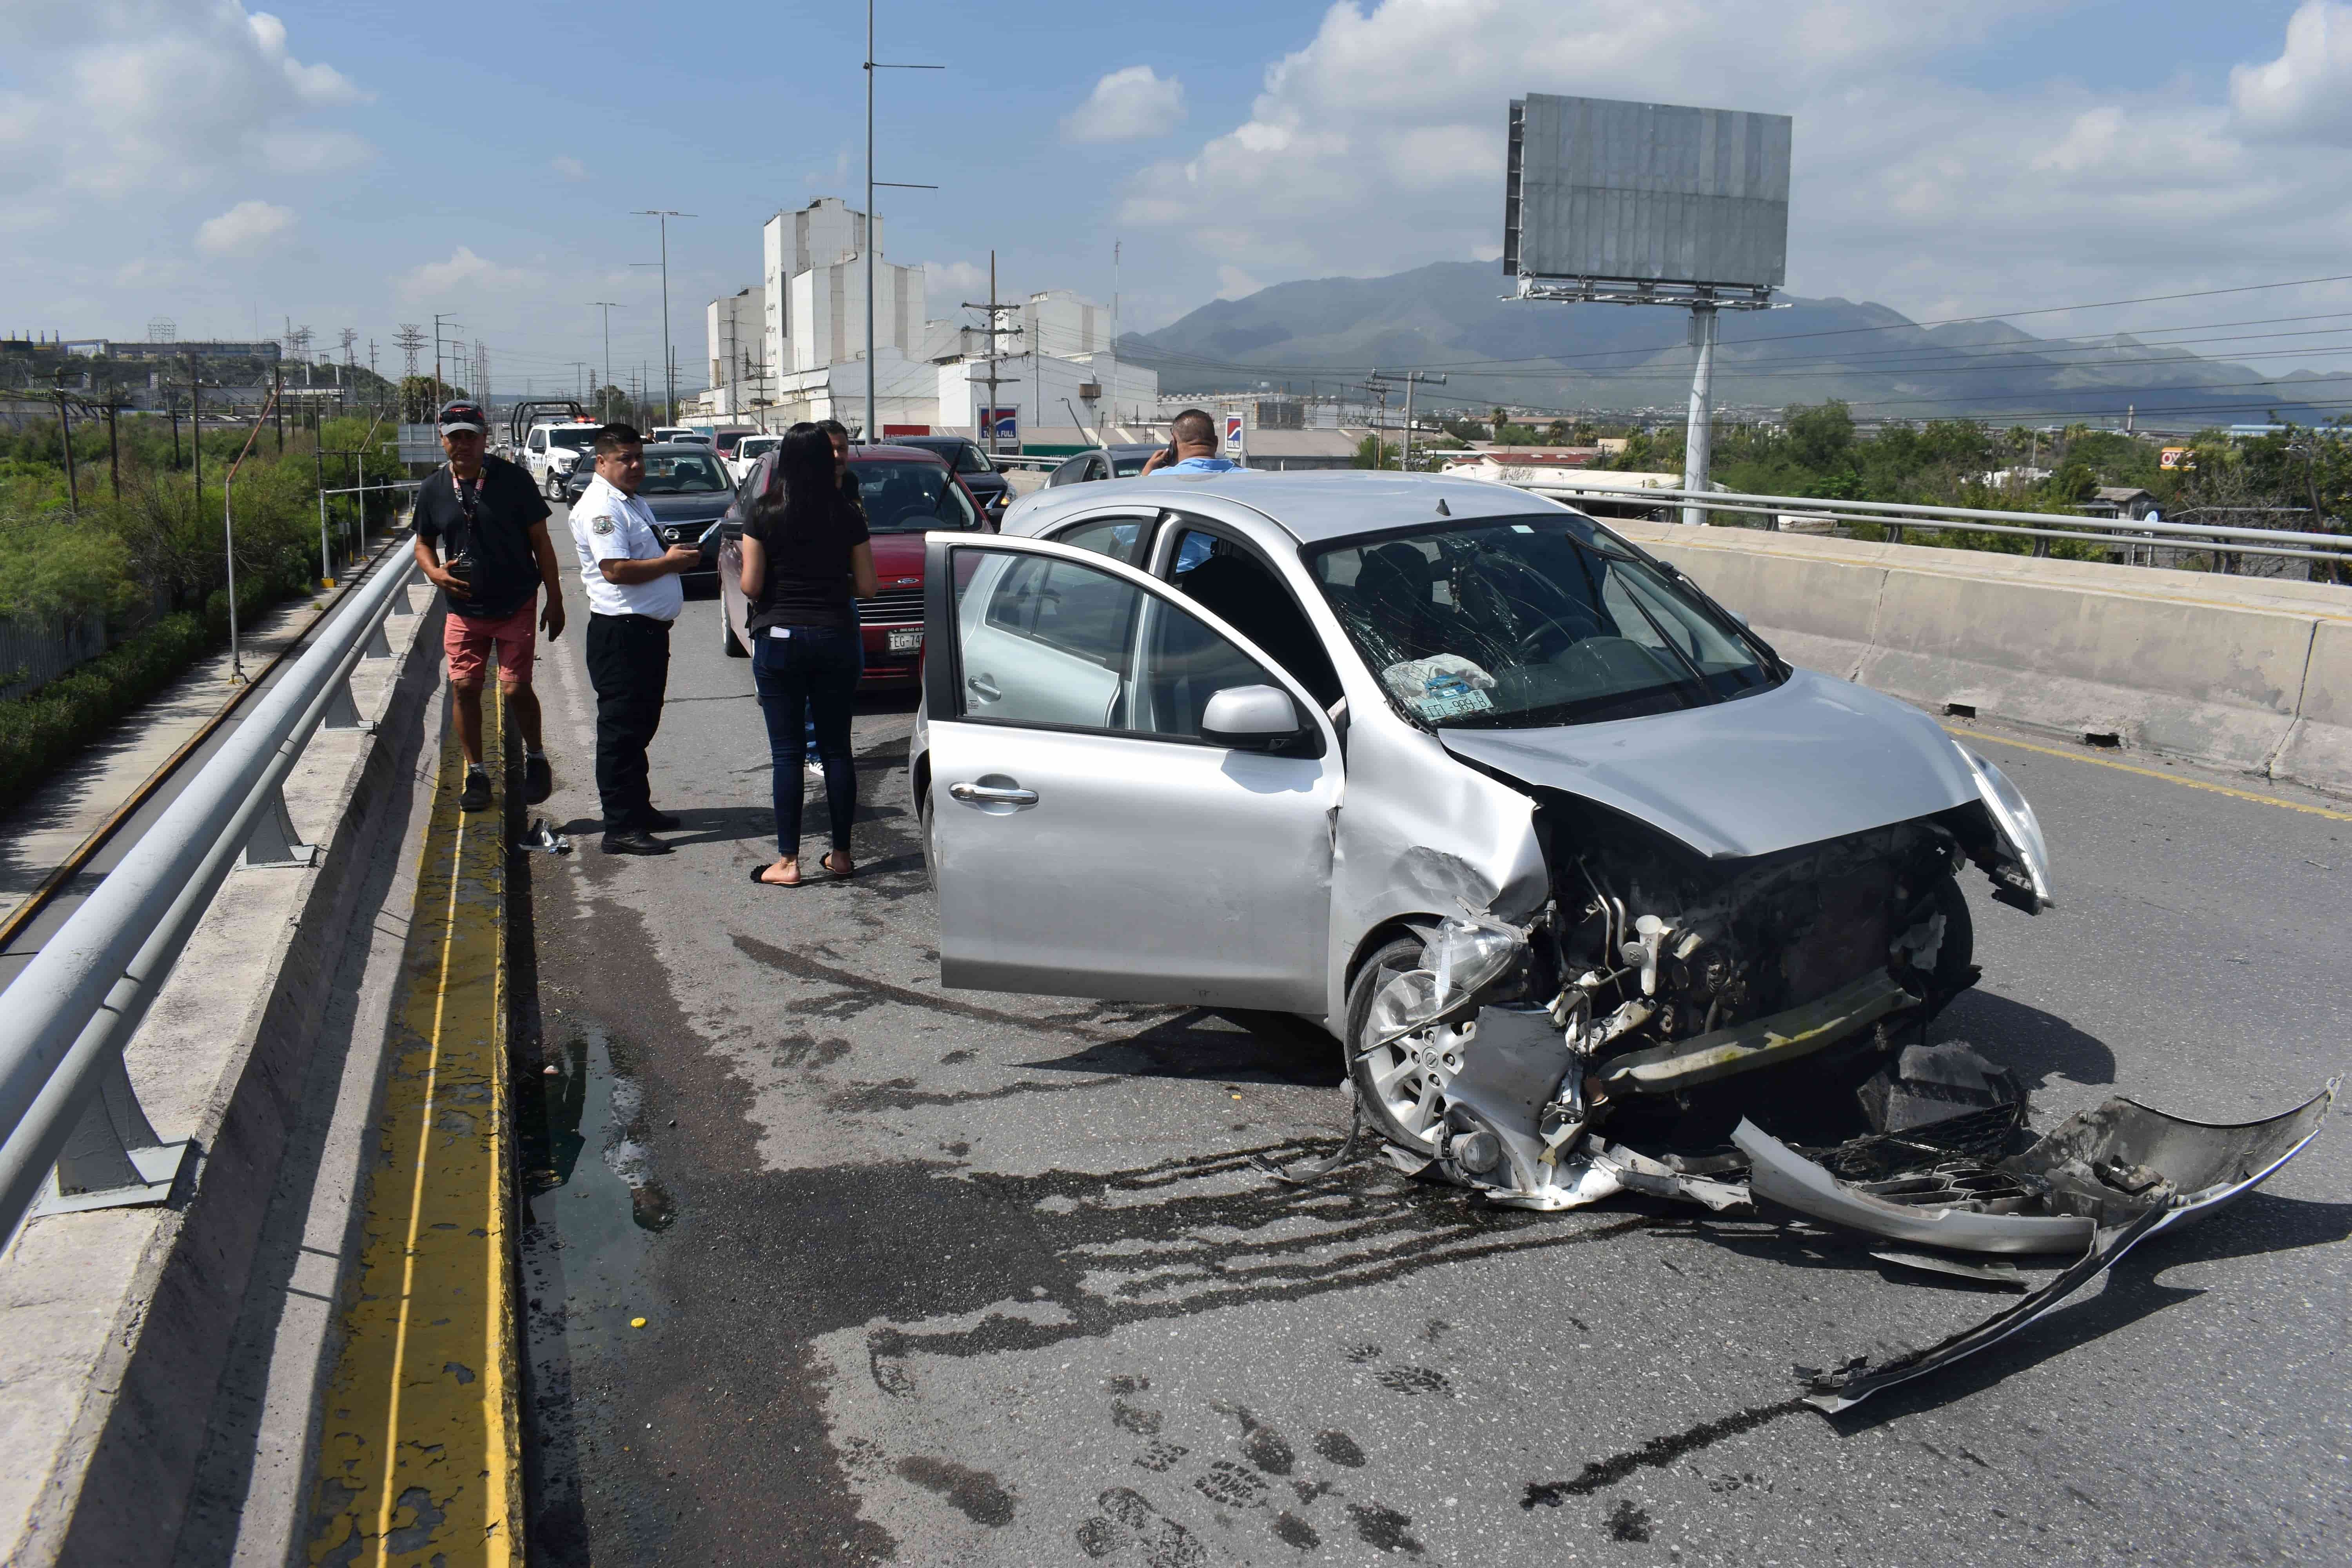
[
  {"left": 822, "top": 850, "right": 857, "bottom": 880},
  {"left": 750, "top": 858, "right": 802, "bottom": 888}
]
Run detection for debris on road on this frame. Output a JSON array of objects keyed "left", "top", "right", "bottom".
[{"left": 1324, "top": 911, "right": 2336, "bottom": 1410}]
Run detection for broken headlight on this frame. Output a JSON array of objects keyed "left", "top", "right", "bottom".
[{"left": 1960, "top": 748, "right": 2054, "bottom": 911}]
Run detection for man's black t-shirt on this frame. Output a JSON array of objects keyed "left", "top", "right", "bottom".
[
  {"left": 744, "top": 493, "right": 869, "bottom": 633},
  {"left": 412, "top": 455, "right": 550, "bottom": 620}
]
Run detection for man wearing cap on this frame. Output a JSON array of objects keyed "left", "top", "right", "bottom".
[
  {"left": 411, "top": 400, "right": 566, "bottom": 811},
  {"left": 567, "top": 423, "right": 701, "bottom": 855}
]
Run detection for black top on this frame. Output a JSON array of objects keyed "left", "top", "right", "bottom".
[
  {"left": 412, "top": 455, "right": 550, "bottom": 620},
  {"left": 744, "top": 492, "right": 869, "bottom": 633}
]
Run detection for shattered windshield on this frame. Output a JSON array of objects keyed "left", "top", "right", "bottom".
[{"left": 1307, "top": 514, "right": 1779, "bottom": 729}]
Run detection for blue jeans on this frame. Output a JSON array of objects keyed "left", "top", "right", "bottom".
[{"left": 752, "top": 626, "right": 860, "bottom": 857}]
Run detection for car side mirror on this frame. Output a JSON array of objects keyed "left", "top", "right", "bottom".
[{"left": 1201, "top": 684, "right": 1320, "bottom": 757}]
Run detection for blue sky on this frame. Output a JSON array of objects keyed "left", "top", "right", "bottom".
[{"left": 9, "top": 0, "right": 2352, "bottom": 397}]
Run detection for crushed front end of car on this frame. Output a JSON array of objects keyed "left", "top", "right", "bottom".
[{"left": 1346, "top": 750, "right": 2054, "bottom": 1212}]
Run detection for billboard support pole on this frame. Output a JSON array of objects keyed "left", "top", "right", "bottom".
[{"left": 1682, "top": 307, "right": 1717, "bottom": 527}]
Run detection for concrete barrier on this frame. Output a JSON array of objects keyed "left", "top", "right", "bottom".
[
  {"left": 2276, "top": 617, "right": 2352, "bottom": 796},
  {"left": 0, "top": 561, "right": 446, "bottom": 1566},
  {"left": 1608, "top": 518, "right": 2352, "bottom": 796}
]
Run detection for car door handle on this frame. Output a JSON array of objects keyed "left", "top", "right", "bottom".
[
  {"left": 966, "top": 674, "right": 1001, "bottom": 702},
  {"left": 949, "top": 781, "right": 1038, "bottom": 806}
]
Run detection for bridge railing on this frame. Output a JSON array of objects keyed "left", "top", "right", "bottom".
[
  {"left": 0, "top": 546, "right": 421, "bottom": 1242},
  {"left": 1489, "top": 479, "right": 2352, "bottom": 570}
]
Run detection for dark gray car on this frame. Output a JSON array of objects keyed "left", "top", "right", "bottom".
[
  {"left": 890, "top": 435, "right": 1011, "bottom": 520},
  {"left": 563, "top": 442, "right": 730, "bottom": 591}
]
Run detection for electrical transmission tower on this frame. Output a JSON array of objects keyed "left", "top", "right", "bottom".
[
  {"left": 338, "top": 328, "right": 358, "bottom": 365},
  {"left": 394, "top": 323, "right": 425, "bottom": 379}
]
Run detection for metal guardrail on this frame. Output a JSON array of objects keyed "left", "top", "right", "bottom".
[
  {"left": 1503, "top": 481, "right": 2352, "bottom": 568},
  {"left": 984, "top": 453, "right": 1064, "bottom": 472},
  {"left": 0, "top": 547, "right": 420, "bottom": 1241}
]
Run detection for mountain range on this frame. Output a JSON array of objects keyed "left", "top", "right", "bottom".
[{"left": 1116, "top": 261, "right": 2352, "bottom": 428}]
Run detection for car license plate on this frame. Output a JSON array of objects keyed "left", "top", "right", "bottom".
[{"left": 888, "top": 629, "right": 923, "bottom": 653}]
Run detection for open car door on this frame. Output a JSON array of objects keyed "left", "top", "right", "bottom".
[{"left": 921, "top": 532, "right": 1343, "bottom": 1011}]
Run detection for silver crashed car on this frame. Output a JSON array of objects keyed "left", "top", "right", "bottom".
[{"left": 906, "top": 470, "right": 2056, "bottom": 1207}]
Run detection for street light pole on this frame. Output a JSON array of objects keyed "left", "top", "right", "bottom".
[
  {"left": 590, "top": 301, "right": 619, "bottom": 422},
  {"left": 632, "top": 211, "right": 693, "bottom": 424},
  {"left": 862, "top": 0, "right": 942, "bottom": 444}
]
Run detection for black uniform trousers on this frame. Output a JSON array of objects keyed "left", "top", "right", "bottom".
[{"left": 584, "top": 612, "right": 672, "bottom": 832}]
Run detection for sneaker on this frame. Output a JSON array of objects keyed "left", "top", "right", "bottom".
[
  {"left": 601, "top": 829, "right": 672, "bottom": 856},
  {"left": 459, "top": 769, "right": 493, "bottom": 812},
  {"left": 524, "top": 753, "right": 553, "bottom": 805}
]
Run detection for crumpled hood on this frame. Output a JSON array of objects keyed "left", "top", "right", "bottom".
[{"left": 1439, "top": 670, "right": 1978, "bottom": 860}]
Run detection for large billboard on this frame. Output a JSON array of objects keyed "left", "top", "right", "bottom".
[{"left": 1504, "top": 94, "right": 1790, "bottom": 293}]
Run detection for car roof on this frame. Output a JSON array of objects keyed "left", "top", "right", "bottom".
[
  {"left": 851, "top": 443, "right": 949, "bottom": 464},
  {"left": 1017, "top": 469, "right": 1563, "bottom": 545}
]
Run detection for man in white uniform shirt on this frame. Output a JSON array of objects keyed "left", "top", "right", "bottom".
[{"left": 568, "top": 424, "right": 701, "bottom": 855}]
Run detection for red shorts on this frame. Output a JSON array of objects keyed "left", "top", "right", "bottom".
[{"left": 443, "top": 598, "right": 538, "bottom": 686}]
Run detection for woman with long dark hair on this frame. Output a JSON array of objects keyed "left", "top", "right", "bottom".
[{"left": 742, "top": 424, "right": 877, "bottom": 886}]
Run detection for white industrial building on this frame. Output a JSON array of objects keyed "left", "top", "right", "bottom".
[{"left": 693, "top": 197, "right": 1153, "bottom": 444}]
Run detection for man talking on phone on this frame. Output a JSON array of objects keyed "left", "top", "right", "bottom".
[
  {"left": 410, "top": 399, "right": 566, "bottom": 811},
  {"left": 1140, "top": 408, "right": 1240, "bottom": 475}
]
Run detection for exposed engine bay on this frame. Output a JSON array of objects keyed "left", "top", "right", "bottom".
[{"left": 1348, "top": 793, "right": 2024, "bottom": 1206}]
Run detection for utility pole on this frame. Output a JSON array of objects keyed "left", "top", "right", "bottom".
[
  {"left": 1372, "top": 369, "right": 1446, "bottom": 472},
  {"left": 631, "top": 210, "right": 693, "bottom": 424},
  {"left": 591, "top": 301, "right": 619, "bottom": 421},
  {"left": 187, "top": 351, "right": 203, "bottom": 525},
  {"left": 432, "top": 313, "right": 460, "bottom": 405},
  {"left": 52, "top": 381, "right": 79, "bottom": 517},
  {"left": 962, "top": 250, "right": 1025, "bottom": 455},
  {"left": 105, "top": 397, "right": 121, "bottom": 499}
]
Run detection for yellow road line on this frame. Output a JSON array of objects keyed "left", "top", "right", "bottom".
[
  {"left": 307, "top": 690, "right": 520, "bottom": 1565},
  {"left": 1944, "top": 723, "right": 2352, "bottom": 822}
]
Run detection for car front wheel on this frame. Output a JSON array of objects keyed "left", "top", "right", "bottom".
[{"left": 1345, "top": 932, "right": 1452, "bottom": 1158}]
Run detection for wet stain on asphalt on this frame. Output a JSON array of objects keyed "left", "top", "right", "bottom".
[
  {"left": 1521, "top": 1396, "right": 1812, "bottom": 1507},
  {"left": 1345, "top": 1500, "right": 1425, "bottom": 1556},
  {"left": 1606, "top": 1498, "right": 1655, "bottom": 1542},
  {"left": 1312, "top": 1430, "right": 1367, "bottom": 1468},
  {"left": 893, "top": 1455, "right": 1015, "bottom": 1527}
]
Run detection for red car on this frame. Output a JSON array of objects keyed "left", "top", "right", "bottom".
[{"left": 711, "top": 443, "right": 992, "bottom": 686}]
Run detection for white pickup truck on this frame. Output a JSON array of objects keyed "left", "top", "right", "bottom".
[
  {"left": 726, "top": 433, "right": 780, "bottom": 485},
  {"left": 521, "top": 422, "right": 604, "bottom": 500}
]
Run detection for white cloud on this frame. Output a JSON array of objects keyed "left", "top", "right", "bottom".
[
  {"left": 0, "top": 1, "right": 372, "bottom": 205},
  {"left": 244, "top": 10, "right": 366, "bottom": 106},
  {"left": 1216, "top": 265, "right": 1263, "bottom": 299},
  {"left": 195, "top": 199, "right": 296, "bottom": 256},
  {"left": 552, "top": 155, "right": 588, "bottom": 180},
  {"left": 923, "top": 259, "right": 991, "bottom": 296},
  {"left": 1062, "top": 66, "right": 1186, "bottom": 143},
  {"left": 2230, "top": 2, "right": 2352, "bottom": 141},
  {"left": 1114, "top": 0, "right": 2352, "bottom": 339},
  {"left": 396, "top": 247, "right": 535, "bottom": 301}
]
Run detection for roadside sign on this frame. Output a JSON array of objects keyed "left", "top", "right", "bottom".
[
  {"left": 1224, "top": 413, "right": 1245, "bottom": 462},
  {"left": 980, "top": 406, "right": 1019, "bottom": 444},
  {"left": 397, "top": 423, "right": 441, "bottom": 463}
]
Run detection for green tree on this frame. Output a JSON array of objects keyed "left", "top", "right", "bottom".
[{"left": 1784, "top": 401, "right": 1855, "bottom": 470}]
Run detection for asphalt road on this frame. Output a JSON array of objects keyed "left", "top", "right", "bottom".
[{"left": 513, "top": 577, "right": 2351, "bottom": 1567}]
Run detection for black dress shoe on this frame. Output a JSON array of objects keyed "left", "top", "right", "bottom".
[
  {"left": 601, "top": 829, "right": 672, "bottom": 856},
  {"left": 636, "top": 808, "right": 682, "bottom": 831},
  {"left": 459, "top": 769, "right": 494, "bottom": 811},
  {"left": 525, "top": 754, "right": 554, "bottom": 805}
]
